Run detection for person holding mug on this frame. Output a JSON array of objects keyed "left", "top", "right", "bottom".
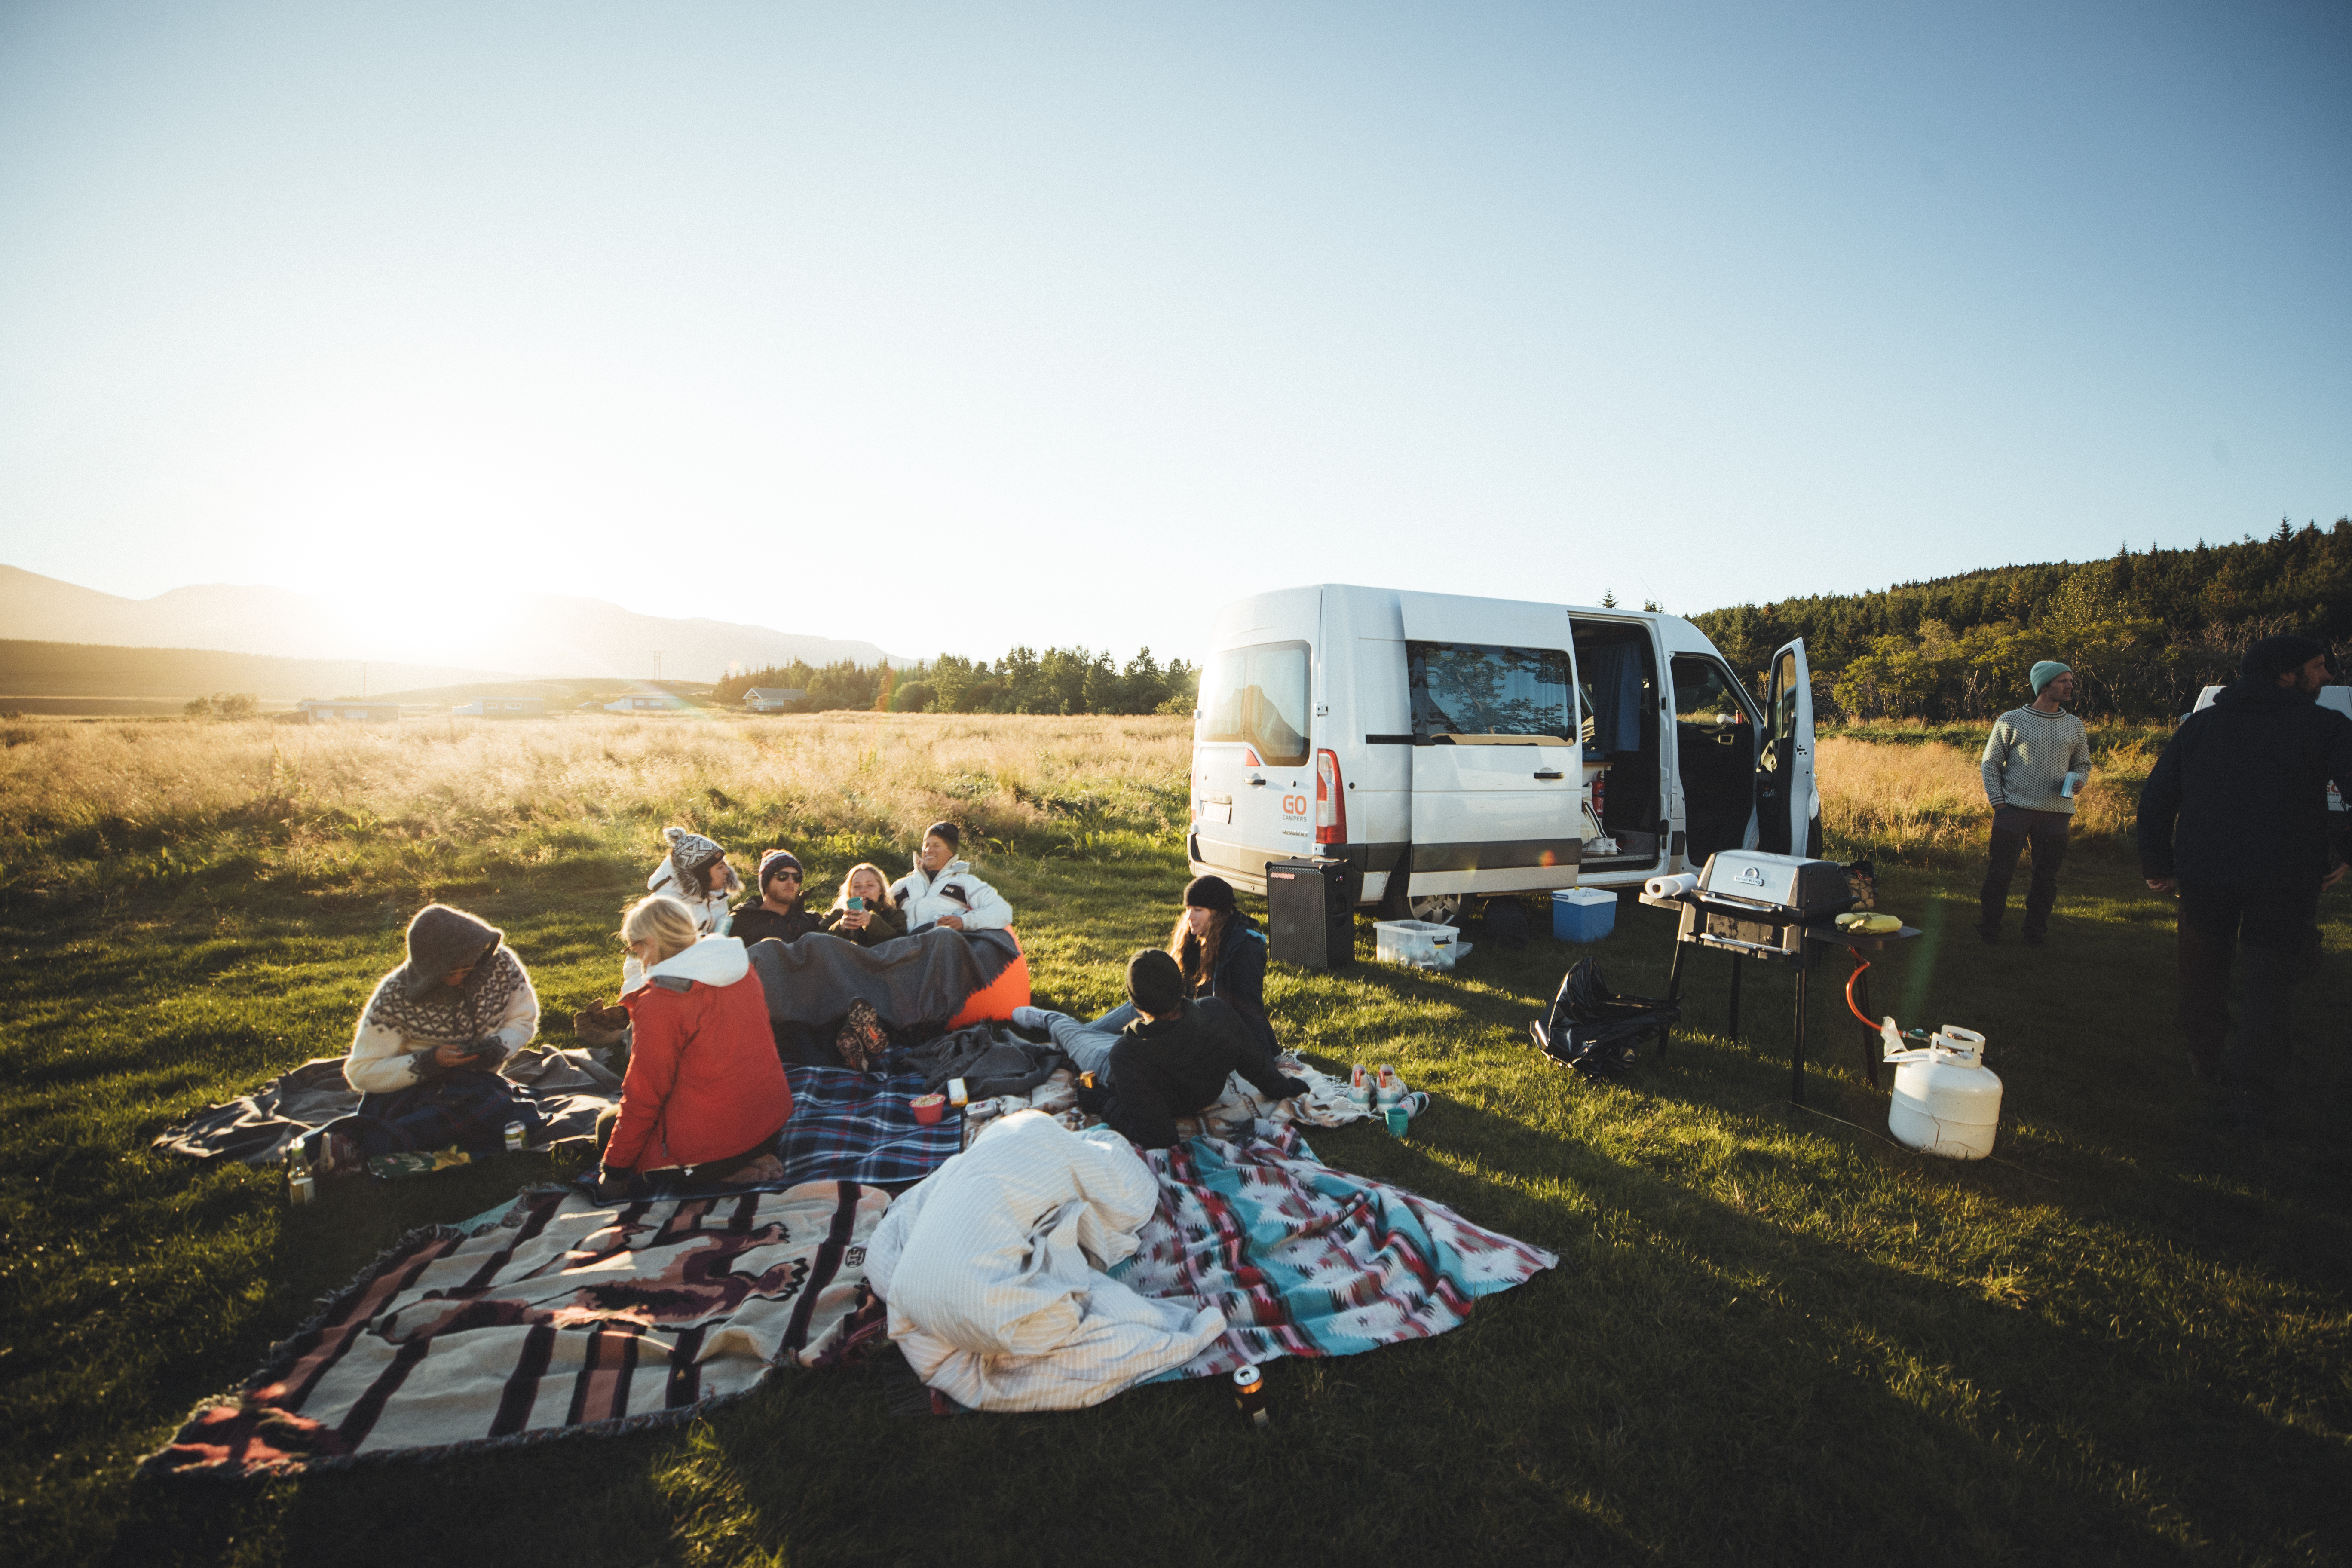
[{"left": 820, "top": 862, "right": 909, "bottom": 947}]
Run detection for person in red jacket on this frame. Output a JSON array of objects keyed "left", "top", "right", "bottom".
[{"left": 595, "top": 894, "right": 794, "bottom": 1196}]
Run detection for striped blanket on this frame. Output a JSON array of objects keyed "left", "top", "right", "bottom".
[
  {"left": 146, "top": 1182, "right": 885, "bottom": 1477},
  {"left": 1117, "top": 1126, "right": 1558, "bottom": 1378}
]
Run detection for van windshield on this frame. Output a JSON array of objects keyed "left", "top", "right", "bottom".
[
  {"left": 1199, "top": 640, "right": 1311, "bottom": 765},
  {"left": 1409, "top": 643, "right": 1575, "bottom": 740}
]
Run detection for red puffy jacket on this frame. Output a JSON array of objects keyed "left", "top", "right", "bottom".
[{"left": 609, "top": 937, "right": 792, "bottom": 1172}]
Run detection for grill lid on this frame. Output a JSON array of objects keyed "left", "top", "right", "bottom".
[{"left": 1697, "top": 850, "right": 1854, "bottom": 915}]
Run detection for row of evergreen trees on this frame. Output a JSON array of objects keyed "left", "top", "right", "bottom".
[
  {"left": 712, "top": 646, "right": 1198, "bottom": 717},
  {"left": 1688, "top": 518, "right": 2352, "bottom": 721}
]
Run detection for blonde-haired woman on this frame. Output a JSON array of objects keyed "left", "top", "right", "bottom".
[
  {"left": 593, "top": 894, "right": 793, "bottom": 1197},
  {"left": 819, "top": 863, "right": 909, "bottom": 948}
]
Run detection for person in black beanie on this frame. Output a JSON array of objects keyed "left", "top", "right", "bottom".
[
  {"left": 1075, "top": 949, "right": 1308, "bottom": 1149},
  {"left": 1164, "top": 874, "right": 1280, "bottom": 1059},
  {"left": 2139, "top": 633, "right": 2352, "bottom": 1135},
  {"left": 731, "top": 849, "right": 822, "bottom": 946}
]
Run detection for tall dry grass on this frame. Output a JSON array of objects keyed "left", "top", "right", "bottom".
[
  {"left": 0, "top": 712, "right": 1194, "bottom": 900},
  {"left": 1816, "top": 732, "right": 2157, "bottom": 864}
]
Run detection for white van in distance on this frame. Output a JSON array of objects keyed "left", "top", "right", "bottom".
[{"left": 1187, "top": 585, "right": 1820, "bottom": 922}]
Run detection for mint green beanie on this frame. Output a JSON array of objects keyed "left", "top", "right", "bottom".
[{"left": 2030, "top": 660, "right": 2071, "bottom": 695}]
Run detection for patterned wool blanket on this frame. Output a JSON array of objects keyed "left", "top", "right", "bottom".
[
  {"left": 1115, "top": 1125, "right": 1558, "bottom": 1378},
  {"left": 146, "top": 1182, "right": 886, "bottom": 1477}
]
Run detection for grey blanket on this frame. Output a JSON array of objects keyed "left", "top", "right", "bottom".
[
  {"left": 897, "top": 1024, "right": 1067, "bottom": 1100},
  {"left": 744, "top": 925, "right": 1018, "bottom": 1028},
  {"left": 150, "top": 1046, "right": 622, "bottom": 1165}
]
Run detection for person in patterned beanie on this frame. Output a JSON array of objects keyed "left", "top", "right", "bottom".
[{"left": 1977, "top": 660, "right": 2093, "bottom": 946}]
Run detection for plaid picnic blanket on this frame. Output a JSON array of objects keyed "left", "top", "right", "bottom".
[
  {"left": 146, "top": 1182, "right": 886, "bottom": 1477},
  {"left": 773, "top": 1064, "right": 964, "bottom": 1188},
  {"left": 1114, "top": 1125, "right": 1558, "bottom": 1378}
]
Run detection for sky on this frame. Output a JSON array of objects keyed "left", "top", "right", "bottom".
[{"left": 0, "top": 0, "right": 2346, "bottom": 668}]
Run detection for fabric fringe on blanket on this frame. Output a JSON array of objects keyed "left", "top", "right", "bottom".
[
  {"left": 1115, "top": 1124, "right": 1558, "bottom": 1379},
  {"left": 145, "top": 1182, "right": 888, "bottom": 1479}
]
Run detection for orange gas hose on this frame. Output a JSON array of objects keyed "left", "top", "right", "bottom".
[{"left": 1845, "top": 954, "right": 1876, "bottom": 1029}]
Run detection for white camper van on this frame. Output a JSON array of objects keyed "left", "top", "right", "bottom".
[{"left": 1186, "top": 585, "right": 1819, "bottom": 922}]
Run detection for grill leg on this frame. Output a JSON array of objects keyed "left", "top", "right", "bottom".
[
  {"left": 1790, "top": 949, "right": 1809, "bottom": 1106},
  {"left": 1727, "top": 955, "right": 1743, "bottom": 1041}
]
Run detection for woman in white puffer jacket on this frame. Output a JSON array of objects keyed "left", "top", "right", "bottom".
[
  {"left": 624, "top": 827, "right": 740, "bottom": 989},
  {"left": 890, "top": 821, "right": 1013, "bottom": 932}
]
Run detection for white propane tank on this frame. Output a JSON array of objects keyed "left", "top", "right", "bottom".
[{"left": 1879, "top": 1022, "right": 2003, "bottom": 1160}]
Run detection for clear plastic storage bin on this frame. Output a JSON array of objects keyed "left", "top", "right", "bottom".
[{"left": 1374, "top": 919, "right": 1466, "bottom": 970}]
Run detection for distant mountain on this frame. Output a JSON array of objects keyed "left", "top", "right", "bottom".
[
  {"left": 0, "top": 564, "right": 903, "bottom": 681},
  {"left": 0, "top": 639, "right": 508, "bottom": 712}
]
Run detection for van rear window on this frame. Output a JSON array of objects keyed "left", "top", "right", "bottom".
[
  {"left": 1410, "top": 643, "right": 1575, "bottom": 740},
  {"left": 1199, "top": 641, "right": 1311, "bottom": 765}
]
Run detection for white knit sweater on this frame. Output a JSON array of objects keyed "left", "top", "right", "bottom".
[{"left": 1980, "top": 707, "right": 2093, "bottom": 815}]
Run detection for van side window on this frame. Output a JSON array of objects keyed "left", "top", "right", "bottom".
[
  {"left": 1408, "top": 643, "right": 1574, "bottom": 741},
  {"left": 1199, "top": 640, "right": 1311, "bottom": 766}
]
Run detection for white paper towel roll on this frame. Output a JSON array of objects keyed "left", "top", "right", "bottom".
[{"left": 1644, "top": 872, "right": 1699, "bottom": 900}]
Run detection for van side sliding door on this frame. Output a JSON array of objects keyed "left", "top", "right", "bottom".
[{"left": 1755, "top": 637, "right": 1819, "bottom": 857}]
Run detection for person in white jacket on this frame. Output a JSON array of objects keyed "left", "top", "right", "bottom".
[
  {"left": 305, "top": 904, "right": 542, "bottom": 1175},
  {"left": 625, "top": 827, "right": 741, "bottom": 991},
  {"left": 890, "top": 821, "right": 1014, "bottom": 932}
]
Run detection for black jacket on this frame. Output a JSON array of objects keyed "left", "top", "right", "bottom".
[
  {"left": 1096, "top": 997, "right": 1306, "bottom": 1150},
  {"left": 729, "top": 903, "right": 821, "bottom": 946},
  {"left": 2138, "top": 682, "right": 2352, "bottom": 885},
  {"left": 1195, "top": 913, "right": 1278, "bottom": 1061}
]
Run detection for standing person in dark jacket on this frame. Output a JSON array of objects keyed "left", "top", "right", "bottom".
[
  {"left": 2138, "top": 635, "right": 2352, "bottom": 1134},
  {"left": 1165, "top": 874, "right": 1280, "bottom": 1060},
  {"left": 730, "top": 850, "right": 823, "bottom": 947},
  {"left": 1075, "top": 950, "right": 1308, "bottom": 1150}
]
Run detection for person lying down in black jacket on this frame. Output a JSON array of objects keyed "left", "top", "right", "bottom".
[{"left": 1076, "top": 949, "right": 1308, "bottom": 1149}]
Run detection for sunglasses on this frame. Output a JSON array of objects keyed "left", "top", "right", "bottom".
[{"left": 771, "top": 869, "right": 801, "bottom": 881}]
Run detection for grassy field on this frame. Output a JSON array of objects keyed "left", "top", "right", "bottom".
[{"left": 3, "top": 713, "right": 2348, "bottom": 1566}]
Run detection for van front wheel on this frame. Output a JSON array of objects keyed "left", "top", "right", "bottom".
[{"left": 1407, "top": 892, "right": 1463, "bottom": 926}]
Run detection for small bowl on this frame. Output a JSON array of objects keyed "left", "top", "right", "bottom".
[{"left": 910, "top": 1093, "right": 946, "bottom": 1126}]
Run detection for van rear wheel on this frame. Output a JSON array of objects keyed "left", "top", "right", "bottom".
[{"left": 1406, "top": 893, "right": 1463, "bottom": 926}]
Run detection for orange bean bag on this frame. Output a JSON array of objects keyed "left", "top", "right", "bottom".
[{"left": 945, "top": 927, "right": 1032, "bottom": 1029}]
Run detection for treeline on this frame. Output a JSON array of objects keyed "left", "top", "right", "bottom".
[
  {"left": 713, "top": 646, "right": 1197, "bottom": 716},
  {"left": 1689, "top": 518, "right": 2352, "bottom": 722}
]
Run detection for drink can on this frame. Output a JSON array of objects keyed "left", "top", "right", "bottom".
[
  {"left": 946, "top": 1077, "right": 969, "bottom": 1107},
  {"left": 503, "top": 1121, "right": 526, "bottom": 1152},
  {"left": 288, "top": 1167, "right": 315, "bottom": 1206},
  {"left": 1232, "top": 1364, "right": 1269, "bottom": 1427}
]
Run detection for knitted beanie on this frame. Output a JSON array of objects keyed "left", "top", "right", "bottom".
[
  {"left": 1126, "top": 948, "right": 1187, "bottom": 1017},
  {"left": 401, "top": 904, "right": 503, "bottom": 1001},
  {"left": 923, "top": 821, "right": 961, "bottom": 854},
  {"left": 2240, "top": 634, "right": 2329, "bottom": 686},
  {"left": 1182, "top": 874, "right": 1238, "bottom": 914},
  {"left": 757, "top": 848, "right": 803, "bottom": 889},
  {"left": 664, "top": 826, "right": 724, "bottom": 873},
  {"left": 2029, "top": 660, "right": 2071, "bottom": 695}
]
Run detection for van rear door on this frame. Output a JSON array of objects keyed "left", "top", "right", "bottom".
[
  {"left": 1754, "top": 637, "right": 1818, "bottom": 856},
  {"left": 1193, "top": 634, "right": 1318, "bottom": 889},
  {"left": 1395, "top": 593, "right": 1583, "bottom": 901}
]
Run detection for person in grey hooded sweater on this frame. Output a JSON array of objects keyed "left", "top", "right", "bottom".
[{"left": 307, "top": 904, "right": 543, "bottom": 1174}]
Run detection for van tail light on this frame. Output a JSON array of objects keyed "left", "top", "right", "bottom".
[{"left": 1315, "top": 749, "right": 1346, "bottom": 844}]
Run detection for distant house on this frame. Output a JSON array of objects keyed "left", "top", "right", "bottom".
[
  {"left": 603, "top": 693, "right": 693, "bottom": 714},
  {"left": 742, "top": 687, "right": 808, "bottom": 713},
  {"left": 297, "top": 698, "right": 403, "bottom": 724},
  {"left": 453, "top": 697, "right": 547, "bottom": 718}
]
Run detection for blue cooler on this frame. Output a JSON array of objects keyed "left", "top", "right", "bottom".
[{"left": 1552, "top": 887, "right": 1617, "bottom": 942}]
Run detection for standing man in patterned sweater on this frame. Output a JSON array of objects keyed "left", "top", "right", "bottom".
[{"left": 1978, "top": 661, "right": 2094, "bottom": 946}]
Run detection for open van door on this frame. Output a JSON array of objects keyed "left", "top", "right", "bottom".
[
  {"left": 1393, "top": 593, "right": 1583, "bottom": 919},
  {"left": 1755, "top": 638, "right": 1818, "bottom": 857}
]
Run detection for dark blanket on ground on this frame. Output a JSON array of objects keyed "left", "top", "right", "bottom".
[
  {"left": 746, "top": 926, "right": 1019, "bottom": 1066},
  {"left": 151, "top": 1047, "right": 622, "bottom": 1165},
  {"left": 897, "top": 1024, "right": 1067, "bottom": 1099}
]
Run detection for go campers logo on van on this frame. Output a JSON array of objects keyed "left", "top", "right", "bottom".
[{"left": 1280, "top": 793, "right": 1310, "bottom": 818}]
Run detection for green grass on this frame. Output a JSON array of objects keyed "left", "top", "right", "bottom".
[{"left": 5, "top": 833, "right": 2350, "bottom": 1565}]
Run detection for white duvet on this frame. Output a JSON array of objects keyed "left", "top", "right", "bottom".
[{"left": 866, "top": 1110, "right": 1224, "bottom": 1411}]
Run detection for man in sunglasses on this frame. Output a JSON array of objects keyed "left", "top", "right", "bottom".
[{"left": 730, "top": 849, "right": 823, "bottom": 946}]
